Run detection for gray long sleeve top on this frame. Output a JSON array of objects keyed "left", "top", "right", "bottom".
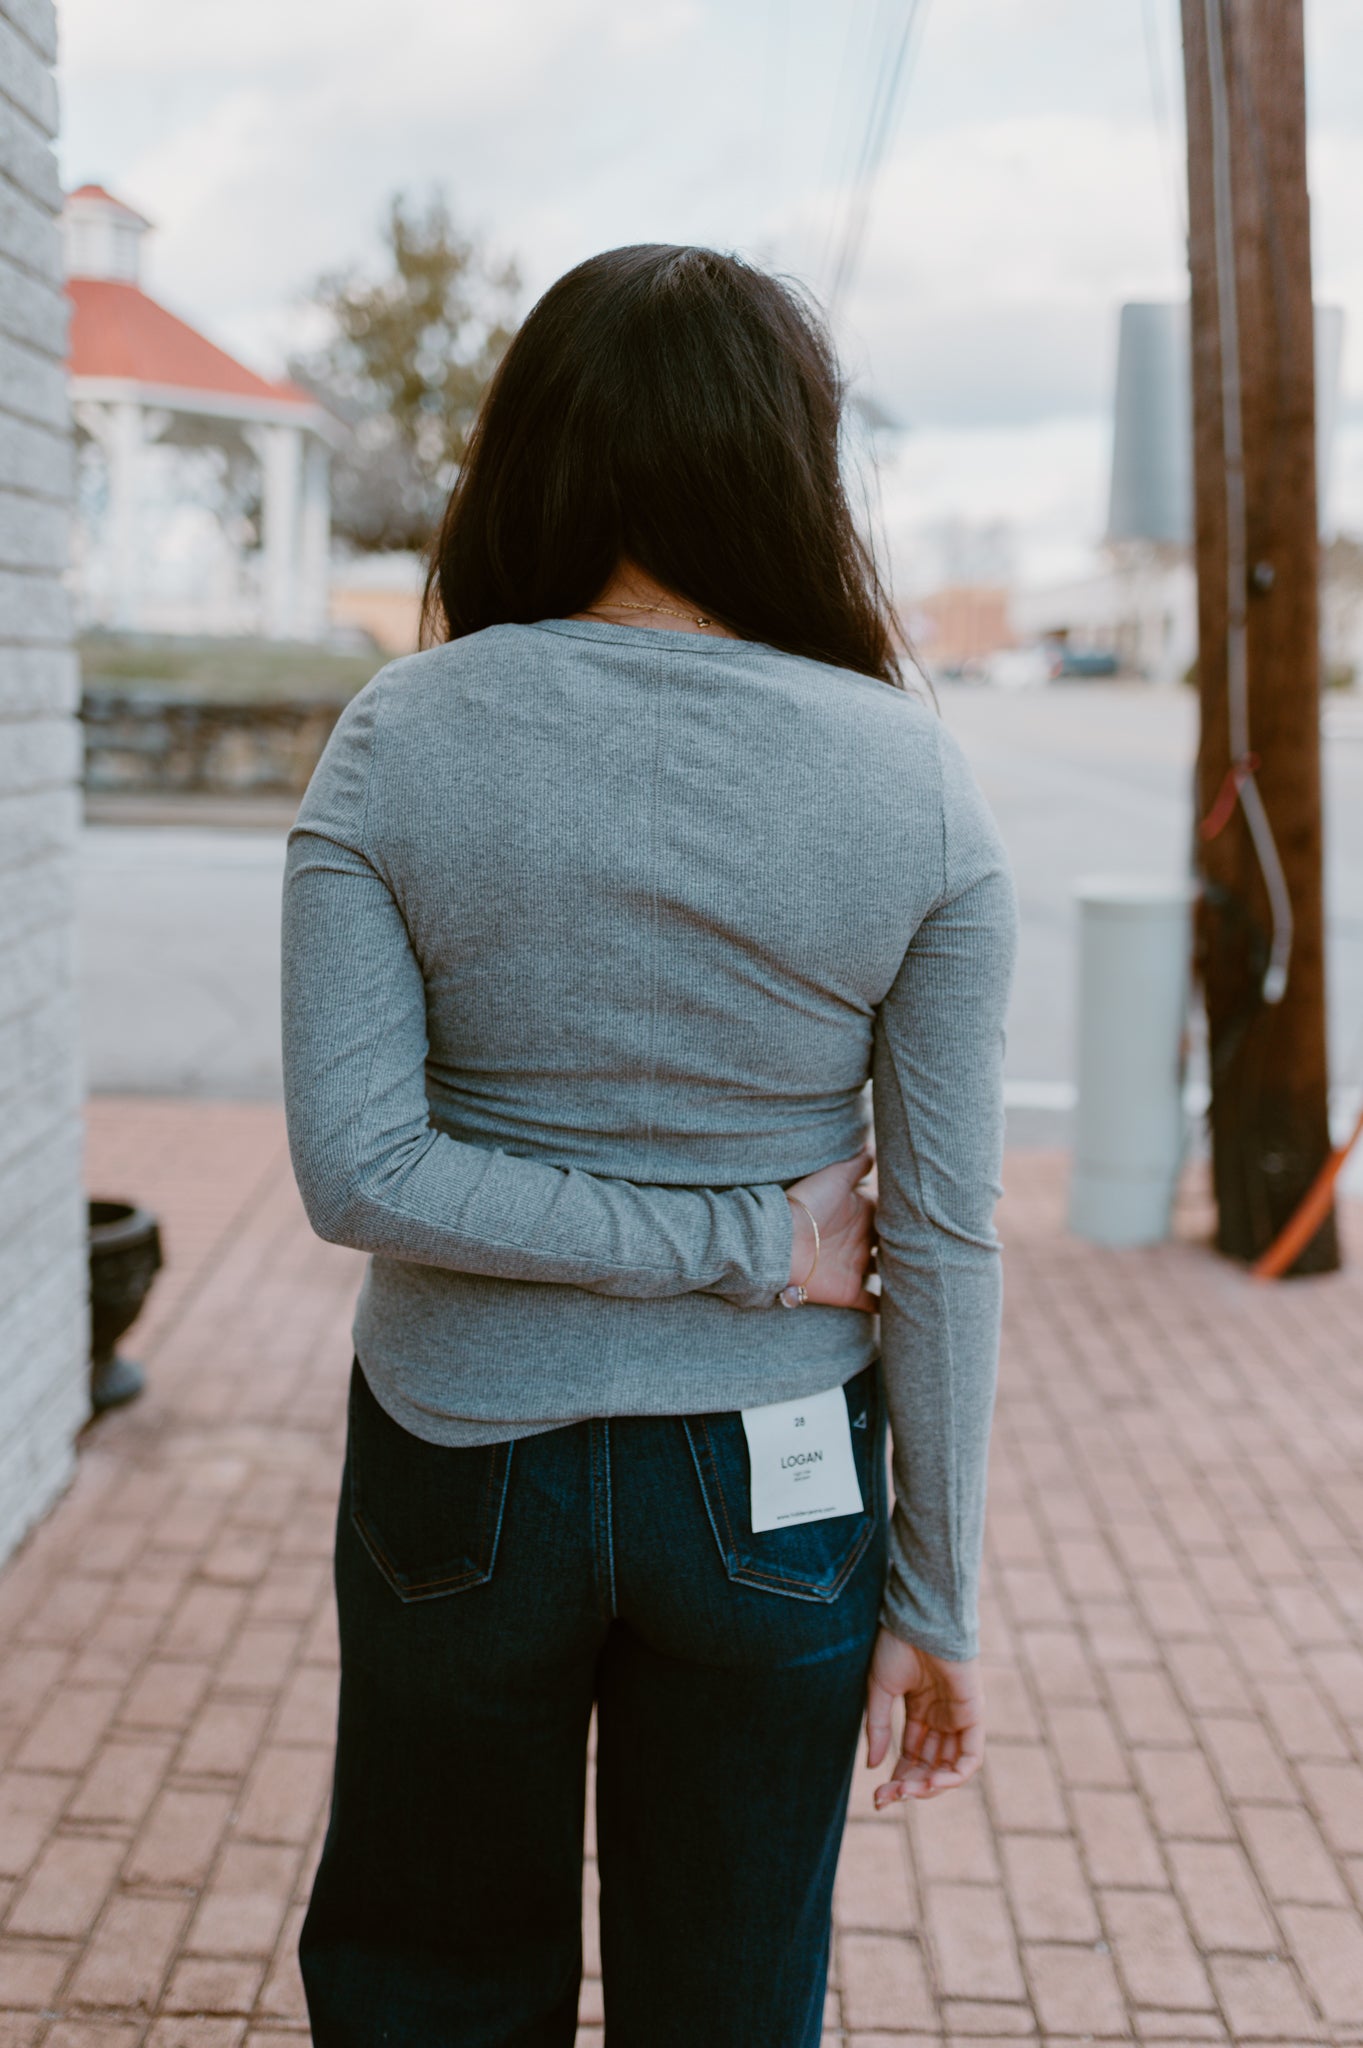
[{"left": 281, "top": 618, "right": 1017, "bottom": 1659}]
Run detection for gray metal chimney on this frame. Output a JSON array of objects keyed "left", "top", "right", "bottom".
[{"left": 1107, "top": 299, "right": 1344, "bottom": 544}]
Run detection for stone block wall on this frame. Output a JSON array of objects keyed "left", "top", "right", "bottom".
[
  {"left": 81, "top": 687, "right": 347, "bottom": 795},
  {"left": 0, "top": 0, "right": 90, "bottom": 1561}
]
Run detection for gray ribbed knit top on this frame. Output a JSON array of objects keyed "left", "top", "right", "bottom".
[{"left": 281, "top": 618, "right": 1017, "bottom": 1659}]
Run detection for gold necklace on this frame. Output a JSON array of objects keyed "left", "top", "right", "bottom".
[{"left": 589, "top": 599, "right": 717, "bottom": 628}]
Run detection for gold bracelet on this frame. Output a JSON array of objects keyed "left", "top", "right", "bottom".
[{"left": 789, "top": 1196, "right": 820, "bottom": 1286}]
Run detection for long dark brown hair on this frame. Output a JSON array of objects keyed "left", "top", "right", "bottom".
[{"left": 421, "top": 244, "right": 904, "bottom": 687}]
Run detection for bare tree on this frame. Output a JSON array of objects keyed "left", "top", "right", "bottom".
[{"left": 292, "top": 192, "right": 519, "bottom": 553}]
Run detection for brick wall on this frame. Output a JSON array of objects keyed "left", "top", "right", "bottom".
[{"left": 0, "top": 0, "right": 89, "bottom": 1560}]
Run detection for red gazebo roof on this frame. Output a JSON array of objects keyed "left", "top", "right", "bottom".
[
  {"left": 66, "top": 182, "right": 152, "bottom": 225},
  {"left": 67, "top": 276, "right": 314, "bottom": 411}
]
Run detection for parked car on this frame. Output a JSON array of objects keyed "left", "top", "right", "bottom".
[{"left": 1050, "top": 647, "right": 1120, "bottom": 680}]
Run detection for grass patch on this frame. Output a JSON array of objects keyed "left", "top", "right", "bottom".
[{"left": 79, "top": 632, "right": 389, "bottom": 705}]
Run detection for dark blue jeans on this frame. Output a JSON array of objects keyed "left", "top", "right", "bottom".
[{"left": 300, "top": 1356, "right": 888, "bottom": 2048}]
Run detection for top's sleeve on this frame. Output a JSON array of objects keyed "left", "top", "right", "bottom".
[
  {"left": 871, "top": 720, "right": 1019, "bottom": 1659},
  {"left": 280, "top": 684, "right": 793, "bottom": 1309}
]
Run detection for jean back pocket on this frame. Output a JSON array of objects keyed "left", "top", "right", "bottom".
[
  {"left": 347, "top": 1359, "right": 513, "bottom": 1602},
  {"left": 683, "top": 1363, "right": 883, "bottom": 1603}
]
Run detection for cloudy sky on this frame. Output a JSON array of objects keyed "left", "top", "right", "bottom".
[{"left": 56, "top": 0, "right": 1363, "bottom": 591}]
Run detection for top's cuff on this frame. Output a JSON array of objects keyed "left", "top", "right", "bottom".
[
  {"left": 879, "top": 1558, "right": 978, "bottom": 1664},
  {"left": 709, "top": 1182, "right": 795, "bottom": 1309}
]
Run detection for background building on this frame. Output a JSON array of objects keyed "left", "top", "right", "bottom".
[
  {"left": 66, "top": 186, "right": 335, "bottom": 641},
  {"left": 903, "top": 584, "right": 1014, "bottom": 673},
  {"left": 1015, "top": 300, "right": 1346, "bottom": 685},
  {"left": 329, "top": 549, "right": 425, "bottom": 655}
]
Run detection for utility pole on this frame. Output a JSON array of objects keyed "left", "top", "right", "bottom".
[{"left": 1181, "top": 0, "right": 1338, "bottom": 1273}]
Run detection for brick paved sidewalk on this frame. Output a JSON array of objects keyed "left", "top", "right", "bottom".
[{"left": 2, "top": 1101, "right": 1363, "bottom": 2046}]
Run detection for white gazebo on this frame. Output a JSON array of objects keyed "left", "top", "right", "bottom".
[{"left": 66, "top": 185, "right": 336, "bottom": 641}]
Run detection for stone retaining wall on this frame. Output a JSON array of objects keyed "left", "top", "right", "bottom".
[{"left": 81, "top": 686, "right": 347, "bottom": 795}]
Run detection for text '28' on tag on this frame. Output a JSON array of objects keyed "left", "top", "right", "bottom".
[{"left": 740, "top": 1385, "right": 863, "bottom": 1533}]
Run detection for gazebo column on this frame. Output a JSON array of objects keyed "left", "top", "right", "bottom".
[
  {"left": 77, "top": 402, "right": 181, "bottom": 631},
  {"left": 106, "top": 402, "right": 147, "bottom": 630},
  {"left": 297, "top": 437, "right": 331, "bottom": 643},
  {"left": 76, "top": 399, "right": 147, "bottom": 631},
  {"left": 253, "top": 422, "right": 302, "bottom": 639}
]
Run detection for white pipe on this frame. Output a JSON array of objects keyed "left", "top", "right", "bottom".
[
  {"left": 1201, "top": 0, "right": 1293, "bottom": 1003},
  {"left": 1068, "top": 877, "right": 1195, "bottom": 1246}
]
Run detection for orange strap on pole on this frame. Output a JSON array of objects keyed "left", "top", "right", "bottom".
[
  {"left": 1199, "top": 753, "right": 1260, "bottom": 841},
  {"left": 1252, "top": 1102, "right": 1363, "bottom": 1279}
]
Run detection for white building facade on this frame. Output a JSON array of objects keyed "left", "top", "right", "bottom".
[
  {"left": 1012, "top": 548, "right": 1199, "bottom": 687},
  {"left": 0, "top": 0, "right": 89, "bottom": 1562}
]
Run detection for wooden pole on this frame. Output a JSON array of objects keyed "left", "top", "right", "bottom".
[{"left": 1180, "top": 0, "right": 1338, "bottom": 1273}]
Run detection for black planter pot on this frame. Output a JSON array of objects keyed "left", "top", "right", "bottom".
[{"left": 88, "top": 1201, "right": 163, "bottom": 1412}]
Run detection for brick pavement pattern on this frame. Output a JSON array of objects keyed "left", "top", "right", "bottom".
[{"left": 1, "top": 1098, "right": 1362, "bottom": 2045}]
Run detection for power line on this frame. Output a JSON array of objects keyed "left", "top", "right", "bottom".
[
  {"left": 762, "top": 0, "right": 792, "bottom": 203},
  {"left": 808, "top": 0, "right": 881, "bottom": 281},
  {"left": 822, "top": 0, "right": 931, "bottom": 321},
  {"left": 1139, "top": 0, "right": 1189, "bottom": 259},
  {"left": 820, "top": 0, "right": 890, "bottom": 190}
]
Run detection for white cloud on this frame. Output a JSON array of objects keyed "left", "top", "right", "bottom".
[
  {"left": 872, "top": 416, "right": 1113, "bottom": 594},
  {"left": 61, "top": 0, "right": 599, "bottom": 82},
  {"left": 55, "top": 0, "right": 1363, "bottom": 573},
  {"left": 819, "top": 114, "right": 1186, "bottom": 429}
]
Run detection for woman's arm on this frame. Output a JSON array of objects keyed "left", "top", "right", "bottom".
[
  {"left": 871, "top": 721, "right": 1019, "bottom": 1662},
  {"left": 281, "top": 683, "right": 800, "bottom": 1307}
]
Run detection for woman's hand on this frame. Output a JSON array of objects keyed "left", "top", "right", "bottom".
[
  {"left": 865, "top": 1629, "right": 985, "bottom": 1804},
  {"left": 785, "top": 1150, "right": 877, "bottom": 1311}
]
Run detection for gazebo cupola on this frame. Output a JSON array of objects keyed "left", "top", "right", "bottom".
[
  {"left": 65, "top": 185, "right": 337, "bottom": 640},
  {"left": 63, "top": 184, "right": 150, "bottom": 284}
]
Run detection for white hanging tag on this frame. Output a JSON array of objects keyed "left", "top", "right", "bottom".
[{"left": 740, "top": 1385, "right": 864, "bottom": 1533}]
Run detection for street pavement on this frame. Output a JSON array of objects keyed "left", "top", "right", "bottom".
[
  {"left": 78, "top": 684, "right": 1363, "bottom": 1161},
  {"left": 3, "top": 1101, "right": 1362, "bottom": 2042},
  {"left": 15, "top": 691, "right": 1363, "bottom": 2036},
  {"left": 79, "top": 827, "right": 288, "bottom": 1102}
]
